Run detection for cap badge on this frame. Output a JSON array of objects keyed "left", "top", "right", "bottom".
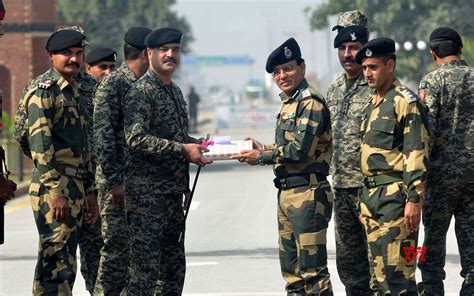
[
  {"left": 284, "top": 46, "right": 292, "bottom": 59},
  {"left": 350, "top": 32, "right": 357, "bottom": 41},
  {"left": 365, "top": 48, "right": 372, "bottom": 57}
]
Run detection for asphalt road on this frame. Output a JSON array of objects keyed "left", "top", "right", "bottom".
[{"left": 0, "top": 128, "right": 465, "bottom": 295}]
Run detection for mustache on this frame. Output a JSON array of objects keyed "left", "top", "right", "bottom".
[
  {"left": 163, "top": 57, "right": 177, "bottom": 64},
  {"left": 342, "top": 57, "right": 355, "bottom": 63},
  {"left": 65, "top": 62, "right": 80, "bottom": 68}
]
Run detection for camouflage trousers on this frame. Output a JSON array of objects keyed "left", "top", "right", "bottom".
[
  {"left": 29, "top": 177, "right": 85, "bottom": 296},
  {"left": 360, "top": 182, "right": 418, "bottom": 295},
  {"left": 333, "top": 188, "right": 375, "bottom": 295},
  {"left": 418, "top": 180, "right": 474, "bottom": 296},
  {"left": 93, "top": 188, "right": 129, "bottom": 296},
  {"left": 125, "top": 188, "right": 185, "bottom": 296},
  {"left": 278, "top": 180, "right": 333, "bottom": 295},
  {"left": 78, "top": 215, "right": 102, "bottom": 294}
]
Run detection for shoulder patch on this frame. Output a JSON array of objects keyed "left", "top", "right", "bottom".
[
  {"left": 301, "top": 89, "right": 311, "bottom": 98},
  {"left": 37, "top": 79, "right": 56, "bottom": 90},
  {"left": 419, "top": 80, "right": 428, "bottom": 89},
  {"left": 398, "top": 86, "right": 418, "bottom": 103}
]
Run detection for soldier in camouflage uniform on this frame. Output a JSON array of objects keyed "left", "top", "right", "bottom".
[
  {"left": 20, "top": 29, "right": 98, "bottom": 295},
  {"left": 85, "top": 47, "right": 117, "bottom": 82},
  {"left": 356, "top": 38, "right": 429, "bottom": 295},
  {"left": 76, "top": 68, "right": 102, "bottom": 294},
  {"left": 327, "top": 12, "right": 376, "bottom": 295},
  {"left": 123, "top": 27, "right": 210, "bottom": 295},
  {"left": 233, "top": 38, "right": 333, "bottom": 296},
  {"left": 92, "top": 27, "right": 151, "bottom": 296},
  {"left": 417, "top": 27, "right": 474, "bottom": 296}
]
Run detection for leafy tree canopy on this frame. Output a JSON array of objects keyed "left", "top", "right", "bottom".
[
  {"left": 305, "top": 0, "right": 474, "bottom": 82},
  {"left": 57, "top": 0, "right": 193, "bottom": 57}
]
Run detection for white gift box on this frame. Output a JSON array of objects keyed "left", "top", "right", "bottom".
[{"left": 203, "top": 140, "right": 253, "bottom": 161}]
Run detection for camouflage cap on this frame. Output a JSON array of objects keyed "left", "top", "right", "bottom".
[
  {"left": 332, "top": 10, "right": 368, "bottom": 31},
  {"left": 56, "top": 25, "right": 90, "bottom": 46}
]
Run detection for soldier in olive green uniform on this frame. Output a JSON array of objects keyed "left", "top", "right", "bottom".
[
  {"left": 123, "top": 28, "right": 210, "bottom": 295},
  {"left": 356, "top": 38, "right": 429, "bottom": 295},
  {"left": 417, "top": 28, "right": 474, "bottom": 296},
  {"left": 327, "top": 14, "right": 376, "bottom": 294},
  {"left": 21, "top": 30, "right": 98, "bottom": 295},
  {"left": 234, "top": 38, "right": 333, "bottom": 296},
  {"left": 93, "top": 27, "right": 151, "bottom": 296}
]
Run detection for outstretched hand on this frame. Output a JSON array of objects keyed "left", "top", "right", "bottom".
[
  {"left": 231, "top": 149, "right": 260, "bottom": 165},
  {"left": 182, "top": 143, "right": 213, "bottom": 166}
]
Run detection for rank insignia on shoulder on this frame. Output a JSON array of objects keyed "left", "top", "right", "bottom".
[
  {"left": 301, "top": 89, "right": 311, "bottom": 98},
  {"left": 419, "top": 80, "right": 428, "bottom": 89},
  {"left": 399, "top": 86, "right": 418, "bottom": 103},
  {"left": 38, "top": 79, "right": 56, "bottom": 90}
]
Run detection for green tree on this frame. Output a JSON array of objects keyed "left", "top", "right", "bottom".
[
  {"left": 56, "top": 0, "right": 193, "bottom": 56},
  {"left": 305, "top": 0, "right": 474, "bottom": 83}
]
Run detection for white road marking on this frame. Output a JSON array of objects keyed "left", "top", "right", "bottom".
[{"left": 190, "top": 201, "right": 200, "bottom": 211}]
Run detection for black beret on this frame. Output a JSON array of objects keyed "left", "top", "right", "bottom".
[
  {"left": 430, "top": 27, "right": 463, "bottom": 48},
  {"left": 265, "top": 38, "right": 303, "bottom": 73},
  {"left": 124, "top": 27, "right": 152, "bottom": 49},
  {"left": 355, "top": 37, "right": 396, "bottom": 64},
  {"left": 145, "top": 27, "right": 183, "bottom": 49},
  {"left": 334, "top": 25, "right": 368, "bottom": 48},
  {"left": 86, "top": 47, "right": 117, "bottom": 65},
  {"left": 46, "top": 30, "right": 86, "bottom": 52}
]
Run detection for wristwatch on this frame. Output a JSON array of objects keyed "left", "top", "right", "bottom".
[{"left": 257, "top": 152, "right": 266, "bottom": 166}]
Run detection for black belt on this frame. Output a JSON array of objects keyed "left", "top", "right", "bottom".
[
  {"left": 273, "top": 173, "right": 326, "bottom": 190},
  {"left": 55, "top": 165, "right": 87, "bottom": 180},
  {"left": 363, "top": 172, "right": 403, "bottom": 188}
]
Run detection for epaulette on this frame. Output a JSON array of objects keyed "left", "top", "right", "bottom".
[
  {"left": 37, "top": 78, "right": 57, "bottom": 90},
  {"left": 418, "top": 80, "right": 428, "bottom": 89},
  {"left": 301, "top": 88, "right": 312, "bottom": 99},
  {"left": 398, "top": 86, "right": 418, "bottom": 103}
]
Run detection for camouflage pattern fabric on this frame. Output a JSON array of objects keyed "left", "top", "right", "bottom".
[
  {"left": 123, "top": 69, "right": 199, "bottom": 294},
  {"left": 278, "top": 181, "right": 334, "bottom": 295},
  {"left": 14, "top": 74, "right": 43, "bottom": 158},
  {"left": 327, "top": 74, "right": 375, "bottom": 295},
  {"left": 260, "top": 79, "right": 332, "bottom": 176},
  {"left": 76, "top": 71, "right": 103, "bottom": 294},
  {"left": 93, "top": 62, "right": 138, "bottom": 295},
  {"left": 327, "top": 74, "right": 371, "bottom": 189},
  {"left": 333, "top": 10, "right": 368, "bottom": 29},
  {"left": 333, "top": 188, "right": 374, "bottom": 295},
  {"left": 417, "top": 60, "right": 474, "bottom": 295},
  {"left": 260, "top": 79, "right": 334, "bottom": 295},
  {"left": 359, "top": 80, "right": 429, "bottom": 295},
  {"left": 23, "top": 69, "right": 94, "bottom": 295}
]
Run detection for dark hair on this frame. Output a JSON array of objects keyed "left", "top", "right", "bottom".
[
  {"left": 296, "top": 58, "right": 305, "bottom": 65},
  {"left": 381, "top": 54, "right": 396, "bottom": 63},
  {"left": 123, "top": 43, "right": 146, "bottom": 60},
  {"left": 430, "top": 40, "right": 461, "bottom": 58}
]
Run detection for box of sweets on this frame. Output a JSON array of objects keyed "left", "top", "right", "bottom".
[{"left": 202, "top": 136, "right": 253, "bottom": 161}]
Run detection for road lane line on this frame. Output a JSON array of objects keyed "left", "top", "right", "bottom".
[{"left": 5, "top": 196, "right": 30, "bottom": 214}]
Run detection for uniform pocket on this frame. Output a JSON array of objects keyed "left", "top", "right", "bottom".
[
  {"left": 387, "top": 238, "right": 416, "bottom": 266},
  {"left": 366, "top": 118, "right": 396, "bottom": 149}
]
